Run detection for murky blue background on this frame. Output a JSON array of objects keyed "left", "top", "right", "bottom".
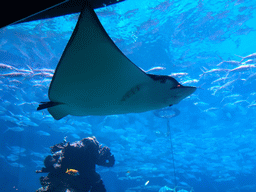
[{"left": 0, "top": 0, "right": 256, "bottom": 191}]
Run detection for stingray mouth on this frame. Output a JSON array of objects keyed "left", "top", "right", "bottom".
[
  {"left": 170, "top": 84, "right": 182, "bottom": 89},
  {"left": 170, "top": 85, "right": 196, "bottom": 103}
]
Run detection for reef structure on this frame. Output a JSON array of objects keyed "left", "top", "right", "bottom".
[{"left": 36, "top": 136, "right": 115, "bottom": 192}]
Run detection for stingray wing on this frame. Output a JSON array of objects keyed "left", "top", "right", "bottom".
[{"left": 48, "top": 2, "right": 152, "bottom": 113}]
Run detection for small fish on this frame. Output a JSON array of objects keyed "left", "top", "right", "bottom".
[
  {"left": 248, "top": 103, "right": 256, "bottom": 108},
  {"left": 32, "top": 72, "right": 53, "bottom": 78},
  {"left": 0, "top": 72, "right": 30, "bottom": 78},
  {"left": 217, "top": 60, "right": 240, "bottom": 66},
  {"left": 145, "top": 66, "right": 166, "bottom": 73},
  {"left": 211, "top": 77, "right": 229, "bottom": 84},
  {"left": 145, "top": 180, "right": 150, "bottom": 186},
  {"left": 229, "top": 64, "right": 256, "bottom": 73},
  {"left": 37, "top": 130, "right": 50, "bottom": 136},
  {"left": 221, "top": 94, "right": 242, "bottom": 103},
  {"left": 7, "top": 154, "right": 19, "bottom": 161},
  {"left": 170, "top": 72, "right": 188, "bottom": 77},
  {"left": 66, "top": 168, "right": 79, "bottom": 176},
  {"left": 244, "top": 73, "right": 256, "bottom": 84},
  {"left": 0, "top": 63, "right": 18, "bottom": 71},
  {"left": 179, "top": 181, "right": 189, "bottom": 186},
  {"left": 200, "top": 67, "right": 228, "bottom": 77},
  {"left": 0, "top": 115, "right": 19, "bottom": 123},
  {"left": 243, "top": 59, "right": 256, "bottom": 64},
  {"left": 4, "top": 127, "right": 24, "bottom": 133},
  {"left": 218, "top": 79, "right": 238, "bottom": 91},
  {"left": 7, "top": 146, "right": 26, "bottom": 154},
  {"left": 33, "top": 68, "right": 55, "bottom": 73},
  {"left": 216, "top": 55, "right": 240, "bottom": 66},
  {"left": 203, "top": 107, "right": 219, "bottom": 113},
  {"left": 182, "top": 79, "right": 199, "bottom": 85},
  {"left": 8, "top": 162, "right": 25, "bottom": 168},
  {"left": 234, "top": 100, "right": 249, "bottom": 105},
  {"left": 236, "top": 52, "right": 256, "bottom": 63}
]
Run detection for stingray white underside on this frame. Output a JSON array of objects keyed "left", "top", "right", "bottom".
[{"left": 45, "top": 2, "right": 196, "bottom": 120}]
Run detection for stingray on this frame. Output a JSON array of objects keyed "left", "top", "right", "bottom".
[{"left": 4, "top": 0, "right": 196, "bottom": 120}]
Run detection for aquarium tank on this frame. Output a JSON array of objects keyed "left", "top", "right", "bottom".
[{"left": 0, "top": 0, "right": 256, "bottom": 191}]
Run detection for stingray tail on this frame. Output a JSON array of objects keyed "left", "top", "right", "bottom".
[{"left": 37, "top": 101, "right": 62, "bottom": 110}]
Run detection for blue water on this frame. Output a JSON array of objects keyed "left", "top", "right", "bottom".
[{"left": 1, "top": 0, "right": 256, "bottom": 191}]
